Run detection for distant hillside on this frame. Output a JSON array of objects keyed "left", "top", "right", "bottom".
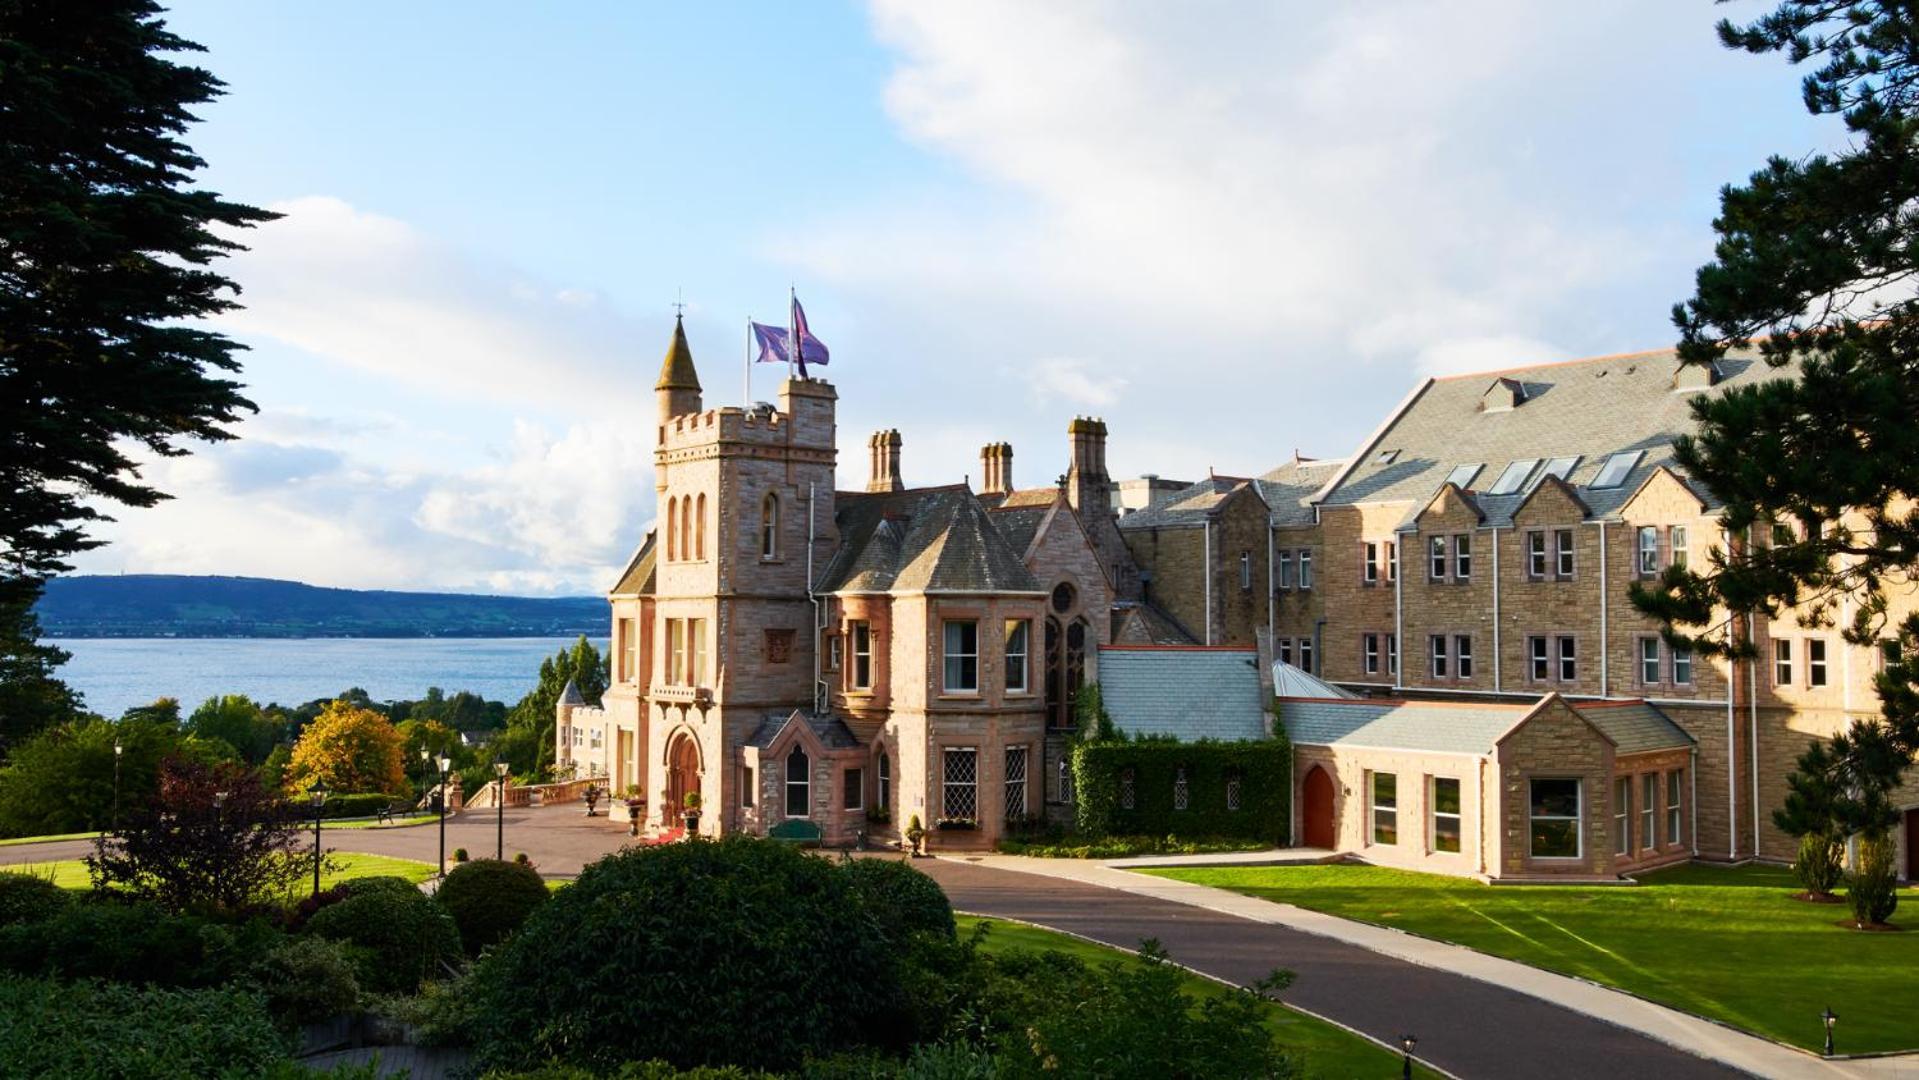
[{"left": 37, "top": 575, "right": 606, "bottom": 639}]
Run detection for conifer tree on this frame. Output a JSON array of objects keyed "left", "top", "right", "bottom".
[
  {"left": 1631, "top": 2, "right": 1919, "bottom": 842},
  {"left": 0, "top": 1, "right": 275, "bottom": 749}
]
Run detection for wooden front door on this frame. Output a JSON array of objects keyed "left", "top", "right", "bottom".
[
  {"left": 665, "top": 735, "right": 700, "bottom": 824},
  {"left": 1302, "top": 765, "right": 1335, "bottom": 850}
]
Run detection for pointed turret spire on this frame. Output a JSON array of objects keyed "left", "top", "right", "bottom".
[
  {"left": 655, "top": 313, "right": 702, "bottom": 392},
  {"left": 559, "top": 677, "right": 585, "bottom": 706}
]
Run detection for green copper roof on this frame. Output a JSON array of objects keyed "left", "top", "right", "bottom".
[{"left": 655, "top": 316, "right": 701, "bottom": 392}]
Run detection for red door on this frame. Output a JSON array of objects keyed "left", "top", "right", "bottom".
[{"left": 1303, "top": 766, "right": 1336, "bottom": 850}]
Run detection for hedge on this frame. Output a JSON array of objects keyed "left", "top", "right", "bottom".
[
  {"left": 1070, "top": 738, "right": 1289, "bottom": 844},
  {"left": 317, "top": 792, "right": 404, "bottom": 820},
  {"left": 0, "top": 973, "right": 290, "bottom": 1078}
]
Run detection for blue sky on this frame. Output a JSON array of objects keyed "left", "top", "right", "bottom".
[{"left": 75, "top": 1, "right": 1837, "bottom": 594}]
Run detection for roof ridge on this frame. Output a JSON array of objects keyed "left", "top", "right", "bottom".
[{"left": 1431, "top": 345, "right": 1676, "bottom": 384}]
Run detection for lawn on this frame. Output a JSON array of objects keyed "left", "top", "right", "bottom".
[
  {"left": 1141, "top": 862, "right": 1919, "bottom": 1054},
  {"left": 0, "top": 852, "right": 437, "bottom": 893},
  {"left": 957, "top": 914, "right": 1438, "bottom": 1079}
]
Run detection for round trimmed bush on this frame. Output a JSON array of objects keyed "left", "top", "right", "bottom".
[
  {"left": 0, "top": 873, "right": 68, "bottom": 929},
  {"left": 436, "top": 858, "right": 549, "bottom": 955},
  {"left": 841, "top": 857, "right": 955, "bottom": 945},
  {"left": 303, "top": 883, "right": 460, "bottom": 993},
  {"left": 466, "top": 836, "right": 902, "bottom": 1073},
  {"left": 340, "top": 874, "right": 426, "bottom": 898},
  {"left": 246, "top": 934, "right": 361, "bottom": 1027}
]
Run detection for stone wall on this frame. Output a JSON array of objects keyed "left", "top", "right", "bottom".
[{"left": 1492, "top": 699, "right": 1616, "bottom": 878}]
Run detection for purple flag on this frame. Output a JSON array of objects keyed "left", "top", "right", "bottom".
[
  {"left": 751, "top": 322, "right": 790, "bottom": 365},
  {"left": 791, "top": 296, "right": 830, "bottom": 370}
]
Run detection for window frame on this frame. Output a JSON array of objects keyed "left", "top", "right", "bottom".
[
  {"left": 1454, "top": 634, "right": 1474, "bottom": 680},
  {"left": 1555, "top": 529, "right": 1576, "bottom": 578},
  {"left": 1363, "top": 541, "right": 1380, "bottom": 585},
  {"left": 842, "top": 766, "right": 864, "bottom": 811},
  {"left": 1454, "top": 533, "right": 1472, "bottom": 580},
  {"left": 1669, "top": 524, "right": 1688, "bottom": 569},
  {"left": 1430, "top": 775, "right": 1462, "bottom": 854},
  {"left": 1428, "top": 535, "right": 1448, "bottom": 581},
  {"left": 1370, "top": 771, "right": 1398, "bottom": 846},
  {"left": 1298, "top": 637, "right": 1315, "bottom": 675},
  {"left": 1004, "top": 618, "right": 1031, "bottom": 694},
  {"left": 1527, "top": 530, "right": 1548, "bottom": 579},
  {"left": 1671, "top": 646, "right": 1692, "bottom": 686},
  {"left": 1297, "top": 548, "right": 1314, "bottom": 590},
  {"left": 1613, "top": 777, "right": 1631, "bottom": 855},
  {"left": 1640, "top": 773, "right": 1658, "bottom": 851},
  {"left": 1528, "top": 777, "right": 1583, "bottom": 860},
  {"left": 1636, "top": 525, "right": 1660, "bottom": 577},
  {"left": 1808, "top": 638, "right": 1829, "bottom": 687},
  {"left": 850, "top": 620, "right": 874, "bottom": 690},
  {"left": 784, "top": 745, "right": 810, "bottom": 818},
  {"left": 942, "top": 746, "right": 979, "bottom": 820},
  {"left": 1529, "top": 635, "right": 1549, "bottom": 682},
  {"left": 1639, "top": 636, "right": 1661, "bottom": 686},
  {"left": 1429, "top": 634, "right": 1448, "bottom": 680},
  {"left": 1558, "top": 636, "right": 1578, "bottom": 682},
  {"left": 1276, "top": 551, "right": 1294, "bottom": 590},
  {"left": 1238, "top": 550, "right": 1253, "bottom": 591},
  {"left": 1666, "top": 770, "right": 1683, "bottom": 845},
  {"left": 1004, "top": 745, "right": 1030, "bottom": 820},
  {"left": 760, "top": 492, "right": 781, "bottom": 560},
  {"left": 1773, "top": 638, "right": 1793, "bottom": 687},
  {"left": 942, "top": 619, "right": 981, "bottom": 694},
  {"left": 1363, "top": 632, "right": 1380, "bottom": 676},
  {"left": 1387, "top": 633, "right": 1399, "bottom": 676}
]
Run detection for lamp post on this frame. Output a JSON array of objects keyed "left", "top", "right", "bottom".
[
  {"left": 1400, "top": 1034, "right": 1417, "bottom": 1080},
  {"left": 1822, "top": 1006, "right": 1838, "bottom": 1057},
  {"left": 418, "top": 747, "right": 430, "bottom": 809},
  {"left": 308, "top": 781, "right": 329, "bottom": 897},
  {"left": 436, "top": 754, "right": 451, "bottom": 876},
  {"left": 494, "top": 760, "right": 509, "bottom": 860},
  {"left": 111, "top": 741, "right": 123, "bottom": 832}
]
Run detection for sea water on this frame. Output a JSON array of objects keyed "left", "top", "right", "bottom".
[{"left": 48, "top": 637, "right": 609, "bottom": 717}]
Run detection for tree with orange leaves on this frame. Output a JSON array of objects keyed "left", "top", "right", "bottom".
[{"left": 283, "top": 700, "right": 408, "bottom": 796}]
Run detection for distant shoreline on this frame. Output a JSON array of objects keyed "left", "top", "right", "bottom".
[{"left": 45, "top": 631, "right": 604, "bottom": 641}]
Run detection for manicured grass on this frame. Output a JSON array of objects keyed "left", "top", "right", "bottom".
[
  {"left": 323, "top": 812, "right": 437, "bottom": 830},
  {"left": 957, "top": 914, "right": 1438, "bottom": 1078},
  {"left": 1142, "top": 862, "right": 1919, "bottom": 1054},
  {"left": 0, "top": 852, "right": 437, "bottom": 893},
  {"left": 0, "top": 830, "right": 101, "bottom": 847}
]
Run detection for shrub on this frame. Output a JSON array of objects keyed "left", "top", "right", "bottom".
[
  {"left": 246, "top": 934, "right": 361, "bottom": 1028},
  {"left": 0, "top": 871, "right": 68, "bottom": 928},
  {"left": 1848, "top": 834, "right": 1900, "bottom": 927},
  {"left": 0, "top": 900, "right": 267, "bottom": 988},
  {"left": 466, "top": 836, "right": 905, "bottom": 1073},
  {"left": 1071, "top": 738, "right": 1290, "bottom": 844},
  {"left": 0, "top": 973, "right": 290, "bottom": 1079},
  {"left": 341, "top": 874, "right": 426, "bottom": 898},
  {"left": 453, "top": 847, "right": 470, "bottom": 862},
  {"left": 842, "top": 858, "right": 955, "bottom": 945},
  {"left": 1795, "top": 832, "right": 1845, "bottom": 897},
  {"left": 996, "top": 833, "right": 1270, "bottom": 859},
  {"left": 480, "top": 1064, "right": 777, "bottom": 1080},
  {"left": 303, "top": 884, "right": 461, "bottom": 993},
  {"left": 437, "top": 858, "right": 549, "bottom": 955}
]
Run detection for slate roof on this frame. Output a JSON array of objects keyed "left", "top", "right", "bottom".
[
  {"left": 816, "top": 486, "right": 1042, "bottom": 595},
  {"left": 1281, "top": 698, "right": 1525, "bottom": 754},
  {"left": 655, "top": 315, "right": 700, "bottom": 391},
  {"left": 743, "top": 710, "right": 862, "bottom": 750},
  {"left": 558, "top": 678, "right": 585, "bottom": 707},
  {"left": 1110, "top": 602, "right": 1200, "bottom": 645},
  {"left": 1114, "top": 475, "right": 1266, "bottom": 530},
  {"left": 1097, "top": 646, "right": 1267, "bottom": 741},
  {"left": 988, "top": 502, "right": 1053, "bottom": 558},
  {"left": 1317, "top": 348, "right": 1796, "bottom": 529},
  {"left": 1576, "top": 700, "right": 1694, "bottom": 755},
  {"left": 608, "top": 532, "right": 656, "bottom": 596},
  {"left": 1280, "top": 695, "right": 1693, "bottom": 756},
  {"left": 1255, "top": 457, "right": 1346, "bottom": 528},
  {"left": 978, "top": 487, "right": 1060, "bottom": 511}
]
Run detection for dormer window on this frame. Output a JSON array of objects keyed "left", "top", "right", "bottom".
[
  {"left": 1487, "top": 459, "right": 1539, "bottom": 496},
  {"left": 1481, "top": 377, "right": 1527, "bottom": 411},
  {"left": 1591, "top": 450, "right": 1642, "bottom": 489},
  {"left": 1446, "top": 464, "right": 1482, "bottom": 490}
]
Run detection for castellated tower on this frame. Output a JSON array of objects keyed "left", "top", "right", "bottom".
[{"left": 648, "top": 316, "right": 838, "bottom": 833}]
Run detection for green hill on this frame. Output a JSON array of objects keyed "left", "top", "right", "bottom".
[{"left": 36, "top": 575, "right": 605, "bottom": 638}]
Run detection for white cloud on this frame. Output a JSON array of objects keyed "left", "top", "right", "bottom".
[{"left": 1017, "top": 357, "right": 1126, "bottom": 409}]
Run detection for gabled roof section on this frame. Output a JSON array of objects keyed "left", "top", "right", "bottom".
[
  {"left": 1098, "top": 646, "right": 1267, "bottom": 741},
  {"left": 1414, "top": 481, "right": 1486, "bottom": 526},
  {"left": 1317, "top": 347, "right": 1794, "bottom": 526},
  {"left": 987, "top": 501, "right": 1054, "bottom": 560},
  {"left": 1617, "top": 463, "right": 1710, "bottom": 518},
  {"left": 1481, "top": 376, "right": 1528, "bottom": 411},
  {"left": 978, "top": 487, "right": 1060, "bottom": 511},
  {"left": 1281, "top": 697, "right": 1524, "bottom": 755},
  {"left": 609, "top": 531, "right": 657, "bottom": 597},
  {"left": 817, "top": 486, "right": 1041, "bottom": 595},
  {"left": 1255, "top": 457, "right": 1346, "bottom": 527},
  {"left": 1511, "top": 472, "right": 1591, "bottom": 522},
  {"left": 744, "top": 710, "right": 862, "bottom": 751},
  {"left": 1110, "top": 602, "right": 1200, "bottom": 645},
  {"left": 1572, "top": 700, "right": 1694, "bottom": 755},
  {"left": 1272, "top": 661, "right": 1356, "bottom": 699},
  {"left": 1115, "top": 475, "right": 1267, "bottom": 530},
  {"left": 654, "top": 315, "right": 701, "bottom": 392}
]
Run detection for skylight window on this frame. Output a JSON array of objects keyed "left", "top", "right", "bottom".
[
  {"left": 1539, "top": 456, "right": 1580, "bottom": 484},
  {"left": 1590, "top": 450, "right": 1642, "bottom": 489},
  {"left": 1446, "top": 464, "right": 1482, "bottom": 489},
  {"left": 1487, "top": 459, "right": 1540, "bottom": 496},
  {"left": 1375, "top": 449, "right": 1400, "bottom": 465}
]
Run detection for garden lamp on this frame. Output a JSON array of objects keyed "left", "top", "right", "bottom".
[
  {"left": 1400, "top": 1034, "right": 1417, "bottom": 1080},
  {"left": 111, "top": 741, "right": 124, "bottom": 832},
  {"left": 494, "top": 759, "right": 509, "bottom": 860},
  {"left": 308, "top": 781, "right": 329, "bottom": 897},
  {"left": 1822, "top": 1006, "right": 1837, "bottom": 1057},
  {"left": 435, "top": 755, "right": 452, "bottom": 876}
]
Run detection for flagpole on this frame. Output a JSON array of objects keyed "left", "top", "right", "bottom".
[
  {"left": 788, "top": 284, "right": 799, "bottom": 381},
  {"left": 743, "top": 317, "right": 751, "bottom": 408}
]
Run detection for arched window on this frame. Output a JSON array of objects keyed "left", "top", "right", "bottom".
[
  {"left": 1058, "top": 756, "right": 1074, "bottom": 803},
  {"left": 761, "top": 493, "right": 780, "bottom": 559},
  {"left": 1066, "top": 617, "right": 1089, "bottom": 717},
  {"left": 695, "top": 493, "right": 706, "bottom": 560},
  {"left": 876, "top": 751, "right": 891, "bottom": 815},
  {"left": 1044, "top": 617, "right": 1064, "bottom": 727},
  {"left": 680, "top": 498, "right": 692, "bottom": 563},
  {"left": 785, "top": 745, "right": 810, "bottom": 817},
  {"left": 665, "top": 496, "right": 677, "bottom": 562}
]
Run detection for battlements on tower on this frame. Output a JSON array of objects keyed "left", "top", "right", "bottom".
[{"left": 656, "top": 378, "right": 838, "bottom": 459}]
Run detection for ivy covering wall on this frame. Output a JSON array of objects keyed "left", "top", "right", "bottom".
[{"left": 1070, "top": 736, "right": 1291, "bottom": 844}]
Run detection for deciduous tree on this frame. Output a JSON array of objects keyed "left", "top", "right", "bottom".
[
  {"left": 282, "top": 700, "right": 407, "bottom": 797},
  {"left": 1631, "top": 1, "right": 1919, "bottom": 844},
  {"left": 0, "top": 1, "right": 275, "bottom": 750}
]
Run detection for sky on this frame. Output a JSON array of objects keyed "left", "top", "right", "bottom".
[{"left": 72, "top": 1, "right": 1842, "bottom": 596}]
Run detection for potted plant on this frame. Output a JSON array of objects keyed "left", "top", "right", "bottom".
[
  {"left": 935, "top": 816, "right": 978, "bottom": 832},
  {"left": 582, "top": 784, "right": 601, "bottom": 817},
  {"left": 681, "top": 791, "right": 702, "bottom": 834},
  {"left": 865, "top": 806, "right": 891, "bottom": 826},
  {"left": 624, "top": 789, "right": 645, "bottom": 836},
  {"left": 452, "top": 847, "right": 469, "bottom": 863},
  {"left": 904, "top": 814, "right": 926, "bottom": 857}
]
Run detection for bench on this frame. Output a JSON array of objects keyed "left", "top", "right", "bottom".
[{"left": 767, "top": 819, "right": 823, "bottom": 848}]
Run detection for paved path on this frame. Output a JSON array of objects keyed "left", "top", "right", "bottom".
[{"left": 914, "top": 856, "right": 1748, "bottom": 1080}]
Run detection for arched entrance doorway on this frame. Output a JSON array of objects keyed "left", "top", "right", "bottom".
[
  {"left": 1302, "top": 765, "right": 1335, "bottom": 850},
  {"left": 664, "top": 732, "right": 702, "bottom": 825}
]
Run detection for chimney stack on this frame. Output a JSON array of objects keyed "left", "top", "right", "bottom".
[
  {"left": 979, "top": 441, "right": 1014, "bottom": 496},
  {"left": 1066, "top": 416, "right": 1111, "bottom": 515},
  {"left": 867, "top": 429, "right": 904, "bottom": 492}
]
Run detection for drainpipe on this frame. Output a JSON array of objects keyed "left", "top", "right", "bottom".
[
  {"left": 808, "top": 483, "right": 822, "bottom": 716},
  {"left": 1725, "top": 617, "right": 1738, "bottom": 861},
  {"left": 1597, "top": 521, "right": 1609, "bottom": 698},
  {"left": 1266, "top": 525, "right": 1276, "bottom": 648},
  {"left": 1312, "top": 617, "right": 1326, "bottom": 678},
  {"left": 1490, "top": 526, "right": 1502, "bottom": 693},
  {"left": 1476, "top": 755, "right": 1488, "bottom": 876},
  {"left": 1690, "top": 744, "right": 1699, "bottom": 857},
  {"left": 1749, "top": 618, "right": 1760, "bottom": 859},
  {"left": 1393, "top": 532, "right": 1404, "bottom": 690},
  {"left": 1203, "top": 519, "right": 1213, "bottom": 646}
]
